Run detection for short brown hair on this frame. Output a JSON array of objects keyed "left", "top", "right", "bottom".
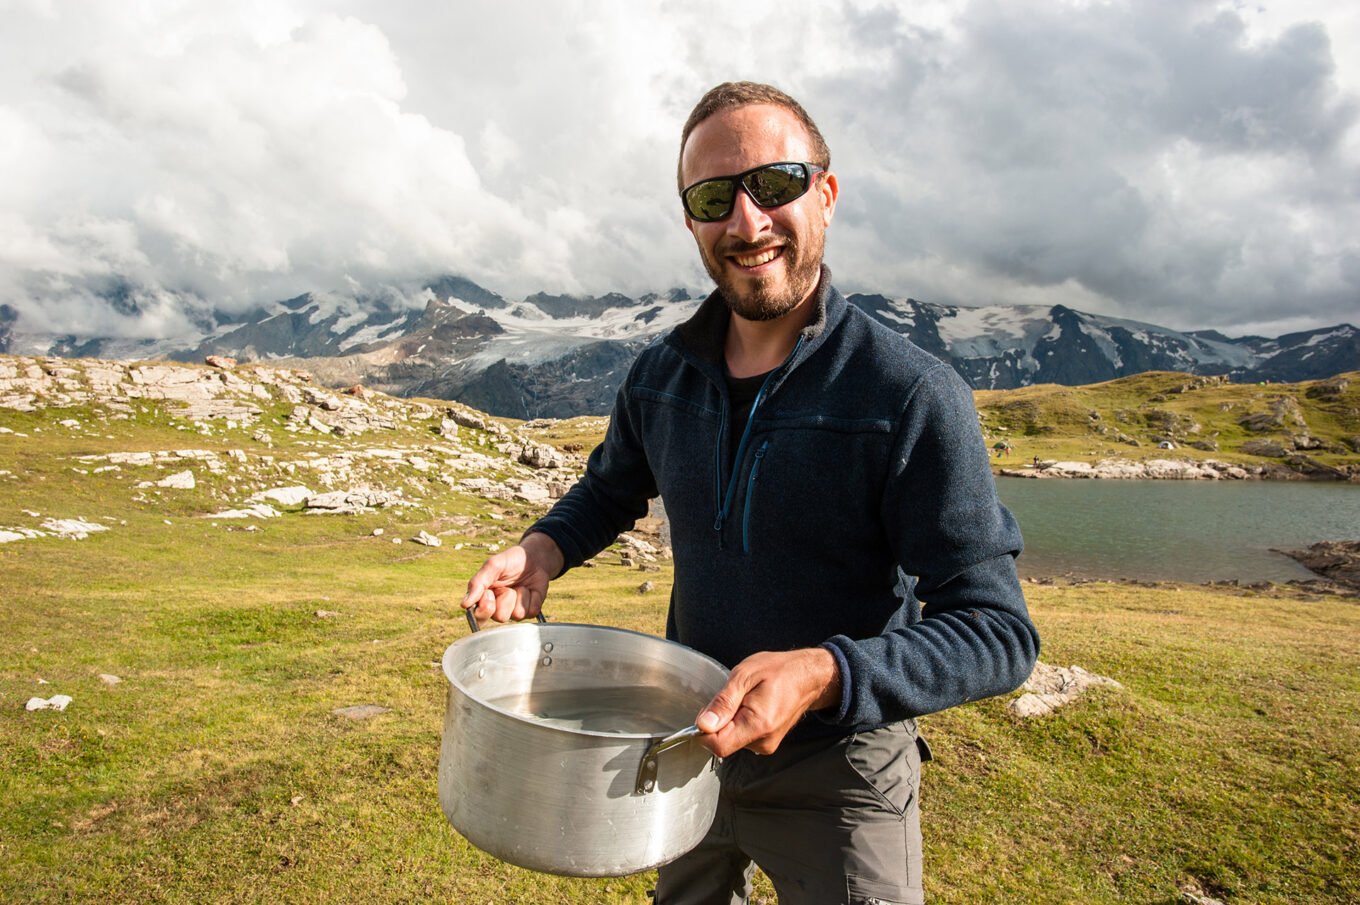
[{"left": 677, "top": 81, "right": 831, "bottom": 190}]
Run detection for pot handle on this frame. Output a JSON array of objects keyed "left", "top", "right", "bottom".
[
  {"left": 464, "top": 608, "right": 549, "bottom": 633},
  {"left": 635, "top": 724, "right": 705, "bottom": 795}
]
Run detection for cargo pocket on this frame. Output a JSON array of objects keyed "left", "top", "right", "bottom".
[{"left": 843, "top": 721, "right": 919, "bottom": 817}]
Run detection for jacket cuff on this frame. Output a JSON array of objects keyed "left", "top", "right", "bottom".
[{"left": 814, "top": 641, "right": 852, "bottom": 724}]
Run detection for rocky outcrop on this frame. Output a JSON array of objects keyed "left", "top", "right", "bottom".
[
  {"left": 1277, "top": 540, "right": 1360, "bottom": 592},
  {"left": 1002, "top": 458, "right": 1252, "bottom": 480},
  {"left": 1001, "top": 454, "right": 1356, "bottom": 481}
]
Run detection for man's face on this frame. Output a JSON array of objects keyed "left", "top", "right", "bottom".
[{"left": 680, "top": 104, "right": 838, "bottom": 322}]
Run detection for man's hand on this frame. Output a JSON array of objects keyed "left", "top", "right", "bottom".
[
  {"left": 461, "top": 532, "right": 565, "bottom": 625},
  {"left": 695, "top": 647, "right": 842, "bottom": 757}
]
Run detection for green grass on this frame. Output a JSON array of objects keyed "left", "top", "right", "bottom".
[
  {"left": 3, "top": 361, "right": 1359, "bottom": 903},
  {"left": 974, "top": 370, "right": 1360, "bottom": 470}
]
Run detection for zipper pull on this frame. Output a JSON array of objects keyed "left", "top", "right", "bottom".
[{"left": 713, "top": 515, "right": 724, "bottom": 531}]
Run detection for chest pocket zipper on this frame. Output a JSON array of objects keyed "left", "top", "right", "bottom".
[{"left": 741, "top": 441, "right": 769, "bottom": 554}]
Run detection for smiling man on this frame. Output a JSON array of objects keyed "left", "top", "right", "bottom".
[{"left": 463, "top": 82, "right": 1039, "bottom": 905}]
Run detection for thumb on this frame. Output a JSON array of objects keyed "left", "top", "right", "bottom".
[{"left": 697, "top": 675, "right": 749, "bottom": 733}]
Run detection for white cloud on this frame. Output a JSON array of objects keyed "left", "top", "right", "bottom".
[{"left": 0, "top": 0, "right": 1356, "bottom": 340}]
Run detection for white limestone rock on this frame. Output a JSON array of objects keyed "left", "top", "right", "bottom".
[{"left": 26, "top": 695, "right": 73, "bottom": 712}]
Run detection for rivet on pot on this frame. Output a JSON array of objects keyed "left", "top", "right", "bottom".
[
  {"left": 478, "top": 668, "right": 485, "bottom": 678},
  {"left": 542, "top": 642, "right": 554, "bottom": 653},
  {"left": 644, "top": 779, "right": 655, "bottom": 792},
  {"left": 646, "top": 759, "right": 657, "bottom": 771},
  {"left": 541, "top": 656, "right": 552, "bottom": 666}
]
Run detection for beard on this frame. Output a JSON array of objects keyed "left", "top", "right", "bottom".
[{"left": 700, "top": 228, "right": 825, "bottom": 323}]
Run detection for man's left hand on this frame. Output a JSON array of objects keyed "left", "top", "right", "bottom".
[{"left": 695, "top": 647, "right": 841, "bottom": 757}]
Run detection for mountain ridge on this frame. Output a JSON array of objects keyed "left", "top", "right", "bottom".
[{"left": 4, "top": 275, "right": 1356, "bottom": 418}]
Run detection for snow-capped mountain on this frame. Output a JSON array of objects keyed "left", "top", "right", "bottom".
[{"left": 4, "top": 276, "right": 1356, "bottom": 418}]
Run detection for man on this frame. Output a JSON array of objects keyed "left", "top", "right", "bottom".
[{"left": 462, "top": 81, "right": 1039, "bottom": 905}]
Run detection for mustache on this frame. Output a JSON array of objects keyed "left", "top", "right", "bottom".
[{"left": 716, "top": 239, "right": 789, "bottom": 257}]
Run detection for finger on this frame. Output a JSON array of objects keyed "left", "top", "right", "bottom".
[
  {"left": 527, "top": 586, "right": 544, "bottom": 618},
  {"left": 475, "top": 588, "right": 496, "bottom": 621}
]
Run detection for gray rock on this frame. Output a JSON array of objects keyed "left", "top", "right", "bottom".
[
  {"left": 1008, "top": 662, "right": 1120, "bottom": 718},
  {"left": 26, "top": 695, "right": 73, "bottom": 712},
  {"left": 519, "top": 442, "right": 565, "bottom": 469},
  {"left": 412, "top": 531, "right": 442, "bottom": 547},
  {"left": 157, "top": 470, "right": 196, "bottom": 489},
  {"left": 248, "top": 486, "right": 312, "bottom": 507},
  {"left": 1240, "top": 439, "right": 1289, "bottom": 457}
]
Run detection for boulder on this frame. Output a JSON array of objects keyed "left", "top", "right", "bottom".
[
  {"left": 1304, "top": 377, "right": 1349, "bottom": 399},
  {"left": 156, "top": 470, "right": 196, "bottom": 489},
  {"left": 41, "top": 518, "right": 110, "bottom": 539},
  {"left": 249, "top": 486, "right": 312, "bottom": 507},
  {"left": 1007, "top": 662, "right": 1121, "bottom": 718},
  {"left": 203, "top": 504, "right": 279, "bottom": 519},
  {"left": 519, "top": 442, "right": 565, "bottom": 469},
  {"left": 412, "top": 531, "right": 442, "bottom": 547}
]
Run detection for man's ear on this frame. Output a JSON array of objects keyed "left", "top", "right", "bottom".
[
  {"left": 683, "top": 214, "right": 695, "bottom": 236},
  {"left": 819, "top": 171, "right": 839, "bottom": 227}
]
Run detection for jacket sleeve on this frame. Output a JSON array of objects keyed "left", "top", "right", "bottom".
[
  {"left": 821, "top": 364, "right": 1039, "bottom": 725},
  {"left": 525, "top": 365, "right": 658, "bottom": 574}
]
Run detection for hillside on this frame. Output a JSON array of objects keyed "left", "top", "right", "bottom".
[{"left": 974, "top": 370, "right": 1360, "bottom": 480}]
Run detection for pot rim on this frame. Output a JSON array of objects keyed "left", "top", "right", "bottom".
[{"left": 441, "top": 621, "right": 728, "bottom": 742}]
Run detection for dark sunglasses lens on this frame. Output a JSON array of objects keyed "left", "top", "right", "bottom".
[
  {"left": 743, "top": 164, "right": 809, "bottom": 207},
  {"left": 684, "top": 180, "right": 737, "bottom": 222}
]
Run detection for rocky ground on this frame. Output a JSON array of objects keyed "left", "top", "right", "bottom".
[{"left": 0, "top": 353, "right": 669, "bottom": 562}]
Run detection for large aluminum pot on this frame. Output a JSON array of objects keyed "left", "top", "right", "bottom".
[{"left": 438, "top": 612, "right": 729, "bottom": 877}]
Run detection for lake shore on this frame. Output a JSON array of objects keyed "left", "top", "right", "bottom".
[
  {"left": 1021, "top": 571, "right": 1360, "bottom": 602},
  {"left": 996, "top": 455, "right": 1357, "bottom": 481}
]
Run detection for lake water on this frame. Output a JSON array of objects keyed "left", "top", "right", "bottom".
[{"left": 996, "top": 478, "right": 1360, "bottom": 583}]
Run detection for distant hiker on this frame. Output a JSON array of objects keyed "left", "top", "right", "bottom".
[{"left": 462, "top": 81, "right": 1038, "bottom": 905}]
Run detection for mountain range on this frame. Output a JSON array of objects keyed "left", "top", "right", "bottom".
[{"left": 3, "top": 277, "right": 1356, "bottom": 419}]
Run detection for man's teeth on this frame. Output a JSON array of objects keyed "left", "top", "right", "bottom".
[{"left": 734, "top": 248, "right": 780, "bottom": 268}]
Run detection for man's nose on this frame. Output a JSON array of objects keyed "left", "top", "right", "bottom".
[{"left": 725, "top": 187, "right": 772, "bottom": 242}]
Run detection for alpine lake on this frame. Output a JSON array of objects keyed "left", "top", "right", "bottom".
[{"left": 996, "top": 477, "right": 1360, "bottom": 583}]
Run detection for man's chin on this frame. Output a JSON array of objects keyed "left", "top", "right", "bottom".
[{"left": 723, "top": 289, "right": 800, "bottom": 322}]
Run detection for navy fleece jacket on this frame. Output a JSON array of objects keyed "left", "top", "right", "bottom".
[{"left": 528, "top": 268, "right": 1039, "bottom": 740}]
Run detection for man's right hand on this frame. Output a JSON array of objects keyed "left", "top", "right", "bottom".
[{"left": 461, "top": 531, "right": 565, "bottom": 625}]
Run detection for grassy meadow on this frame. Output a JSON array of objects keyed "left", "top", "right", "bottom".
[
  {"left": 973, "top": 370, "right": 1360, "bottom": 470},
  {"left": 1, "top": 362, "right": 1358, "bottom": 903}
]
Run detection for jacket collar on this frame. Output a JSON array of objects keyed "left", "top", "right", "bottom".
[{"left": 668, "top": 264, "right": 846, "bottom": 389}]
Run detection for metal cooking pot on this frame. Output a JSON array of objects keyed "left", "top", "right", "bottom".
[{"left": 438, "top": 611, "right": 729, "bottom": 877}]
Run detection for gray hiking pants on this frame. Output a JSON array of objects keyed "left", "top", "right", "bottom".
[{"left": 653, "top": 721, "right": 926, "bottom": 905}]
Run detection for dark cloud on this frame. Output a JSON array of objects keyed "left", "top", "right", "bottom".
[{"left": 817, "top": 1, "right": 1359, "bottom": 332}]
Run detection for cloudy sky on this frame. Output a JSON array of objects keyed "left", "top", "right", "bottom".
[{"left": 1, "top": 0, "right": 1357, "bottom": 340}]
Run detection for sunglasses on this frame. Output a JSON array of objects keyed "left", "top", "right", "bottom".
[{"left": 681, "top": 161, "right": 826, "bottom": 223}]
